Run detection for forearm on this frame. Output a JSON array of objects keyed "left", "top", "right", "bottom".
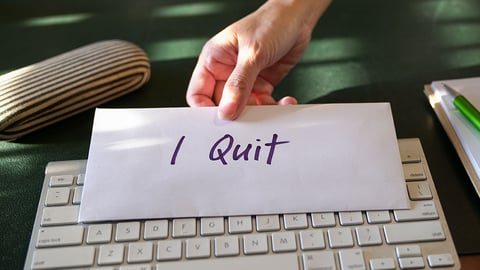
[{"left": 261, "top": 0, "right": 331, "bottom": 32}]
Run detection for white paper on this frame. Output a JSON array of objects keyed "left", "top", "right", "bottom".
[
  {"left": 431, "top": 78, "right": 480, "bottom": 196},
  {"left": 79, "top": 103, "right": 408, "bottom": 222}
]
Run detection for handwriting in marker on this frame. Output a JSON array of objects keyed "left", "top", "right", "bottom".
[
  {"left": 170, "top": 135, "right": 186, "bottom": 165},
  {"left": 209, "top": 133, "right": 289, "bottom": 165}
]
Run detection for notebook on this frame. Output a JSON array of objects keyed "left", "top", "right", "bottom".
[{"left": 424, "top": 77, "right": 480, "bottom": 197}]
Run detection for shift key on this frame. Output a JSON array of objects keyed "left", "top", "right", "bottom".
[{"left": 384, "top": 221, "right": 445, "bottom": 244}]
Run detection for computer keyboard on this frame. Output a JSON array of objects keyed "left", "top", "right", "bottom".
[{"left": 24, "top": 138, "right": 460, "bottom": 269}]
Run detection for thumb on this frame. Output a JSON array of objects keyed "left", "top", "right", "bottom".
[{"left": 218, "top": 61, "right": 260, "bottom": 120}]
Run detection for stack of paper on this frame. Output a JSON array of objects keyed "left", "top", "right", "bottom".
[{"left": 425, "top": 77, "right": 480, "bottom": 197}]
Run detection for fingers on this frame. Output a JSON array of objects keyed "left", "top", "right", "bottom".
[
  {"left": 186, "top": 65, "right": 217, "bottom": 107},
  {"left": 277, "top": 96, "right": 298, "bottom": 105},
  {"left": 218, "top": 60, "right": 260, "bottom": 120}
]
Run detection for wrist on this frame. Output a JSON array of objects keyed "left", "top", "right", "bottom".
[{"left": 264, "top": 0, "right": 331, "bottom": 30}]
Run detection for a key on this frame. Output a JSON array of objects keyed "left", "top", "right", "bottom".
[
  {"left": 36, "top": 225, "right": 84, "bottom": 247},
  {"left": 41, "top": 205, "right": 78, "bottom": 226},
  {"left": 186, "top": 238, "right": 211, "bottom": 259},
  {"left": 201, "top": 217, "right": 225, "bottom": 236},
  {"left": 98, "top": 244, "right": 125, "bottom": 265},
  {"left": 302, "top": 251, "right": 336, "bottom": 270},
  {"left": 256, "top": 215, "right": 280, "bottom": 232},
  {"left": 228, "top": 216, "right": 253, "bottom": 233},
  {"left": 31, "top": 246, "right": 94, "bottom": 269},
  {"left": 311, "top": 212, "right": 336, "bottom": 227},
  {"left": 339, "top": 249, "right": 366, "bottom": 270},
  {"left": 214, "top": 236, "right": 240, "bottom": 257},
  {"left": 116, "top": 222, "right": 140, "bottom": 242},
  {"left": 127, "top": 242, "right": 153, "bottom": 263},
  {"left": 144, "top": 220, "right": 168, "bottom": 240},
  {"left": 271, "top": 231, "right": 297, "bottom": 252},
  {"left": 172, "top": 218, "right": 196, "bottom": 238},
  {"left": 156, "top": 254, "right": 299, "bottom": 270},
  {"left": 87, "top": 223, "right": 113, "bottom": 244},
  {"left": 328, "top": 228, "right": 354, "bottom": 248},
  {"left": 299, "top": 230, "right": 326, "bottom": 250},
  {"left": 383, "top": 221, "right": 445, "bottom": 244},
  {"left": 157, "top": 240, "right": 182, "bottom": 261},
  {"left": 243, "top": 233, "right": 268, "bottom": 254},
  {"left": 393, "top": 200, "right": 438, "bottom": 221},
  {"left": 283, "top": 214, "right": 308, "bottom": 230}
]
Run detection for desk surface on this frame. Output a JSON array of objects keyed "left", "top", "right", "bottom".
[{"left": 1, "top": 0, "right": 480, "bottom": 268}]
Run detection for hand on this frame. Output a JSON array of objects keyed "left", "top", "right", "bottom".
[{"left": 186, "top": 0, "right": 331, "bottom": 120}]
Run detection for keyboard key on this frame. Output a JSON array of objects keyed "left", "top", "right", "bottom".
[
  {"left": 172, "top": 218, "right": 196, "bottom": 238},
  {"left": 76, "top": 173, "right": 85, "bottom": 185},
  {"left": 214, "top": 236, "right": 240, "bottom": 257},
  {"left": 396, "top": 245, "right": 422, "bottom": 258},
  {"left": 407, "top": 182, "right": 432, "bottom": 200},
  {"left": 186, "top": 238, "right": 211, "bottom": 259},
  {"left": 328, "top": 228, "right": 354, "bottom": 248},
  {"left": 366, "top": 211, "right": 391, "bottom": 224},
  {"left": 427, "top": 253, "right": 455, "bottom": 267},
  {"left": 311, "top": 212, "right": 336, "bottom": 227},
  {"left": 45, "top": 187, "right": 70, "bottom": 206},
  {"left": 228, "top": 216, "right": 252, "bottom": 233},
  {"left": 127, "top": 242, "right": 153, "bottom": 263},
  {"left": 271, "top": 231, "right": 297, "bottom": 252},
  {"left": 87, "top": 224, "right": 113, "bottom": 244},
  {"left": 355, "top": 226, "right": 382, "bottom": 246},
  {"left": 339, "top": 249, "right": 366, "bottom": 270},
  {"left": 393, "top": 200, "right": 438, "bottom": 221},
  {"left": 370, "top": 258, "right": 396, "bottom": 270},
  {"left": 41, "top": 205, "right": 79, "bottom": 226},
  {"left": 157, "top": 240, "right": 182, "bottom": 261},
  {"left": 157, "top": 253, "right": 299, "bottom": 269},
  {"left": 243, "top": 233, "right": 268, "bottom": 254},
  {"left": 36, "top": 225, "right": 84, "bottom": 247},
  {"left": 403, "top": 163, "right": 426, "bottom": 181},
  {"left": 31, "top": 246, "right": 95, "bottom": 269},
  {"left": 72, "top": 186, "right": 83, "bottom": 204},
  {"left": 299, "top": 230, "right": 326, "bottom": 250},
  {"left": 383, "top": 221, "right": 445, "bottom": 244},
  {"left": 283, "top": 214, "right": 308, "bottom": 230},
  {"left": 302, "top": 251, "right": 336, "bottom": 270},
  {"left": 256, "top": 215, "right": 280, "bottom": 232},
  {"left": 201, "top": 217, "right": 224, "bottom": 236},
  {"left": 144, "top": 220, "right": 168, "bottom": 240},
  {"left": 49, "top": 175, "right": 74, "bottom": 187},
  {"left": 98, "top": 244, "right": 125, "bottom": 265},
  {"left": 339, "top": 211, "right": 363, "bottom": 225},
  {"left": 116, "top": 222, "right": 140, "bottom": 242},
  {"left": 120, "top": 264, "right": 151, "bottom": 270},
  {"left": 398, "top": 257, "right": 425, "bottom": 269},
  {"left": 400, "top": 148, "right": 421, "bottom": 163}
]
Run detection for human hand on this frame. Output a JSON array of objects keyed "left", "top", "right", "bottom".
[{"left": 186, "top": 0, "right": 331, "bottom": 120}]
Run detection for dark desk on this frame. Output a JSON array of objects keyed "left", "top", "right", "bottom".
[{"left": 1, "top": 0, "right": 479, "bottom": 269}]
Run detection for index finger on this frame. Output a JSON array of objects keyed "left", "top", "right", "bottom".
[{"left": 186, "top": 64, "right": 217, "bottom": 107}]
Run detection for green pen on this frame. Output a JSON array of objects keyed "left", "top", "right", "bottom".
[{"left": 443, "top": 83, "right": 480, "bottom": 131}]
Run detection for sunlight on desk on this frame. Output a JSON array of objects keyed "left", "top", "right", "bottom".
[
  {"left": 152, "top": 1, "right": 226, "bottom": 18},
  {"left": 288, "top": 37, "right": 369, "bottom": 103},
  {"left": 21, "top": 13, "right": 92, "bottom": 27}
]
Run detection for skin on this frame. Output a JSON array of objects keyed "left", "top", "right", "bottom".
[{"left": 186, "top": 0, "right": 332, "bottom": 120}]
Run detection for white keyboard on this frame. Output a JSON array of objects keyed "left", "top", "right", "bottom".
[{"left": 24, "top": 138, "right": 460, "bottom": 269}]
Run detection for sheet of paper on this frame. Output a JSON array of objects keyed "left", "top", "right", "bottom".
[
  {"left": 79, "top": 103, "right": 408, "bottom": 222},
  {"left": 431, "top": 78, "right": 480, "bottom": 196}
]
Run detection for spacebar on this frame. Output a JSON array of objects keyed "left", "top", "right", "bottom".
[{"left": 156, "top": 254, "right": 299, "bottom": 270}]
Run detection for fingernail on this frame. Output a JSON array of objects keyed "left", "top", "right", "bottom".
[{"left": 218, "top": 102, "right": 238, "bottom": 120}]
